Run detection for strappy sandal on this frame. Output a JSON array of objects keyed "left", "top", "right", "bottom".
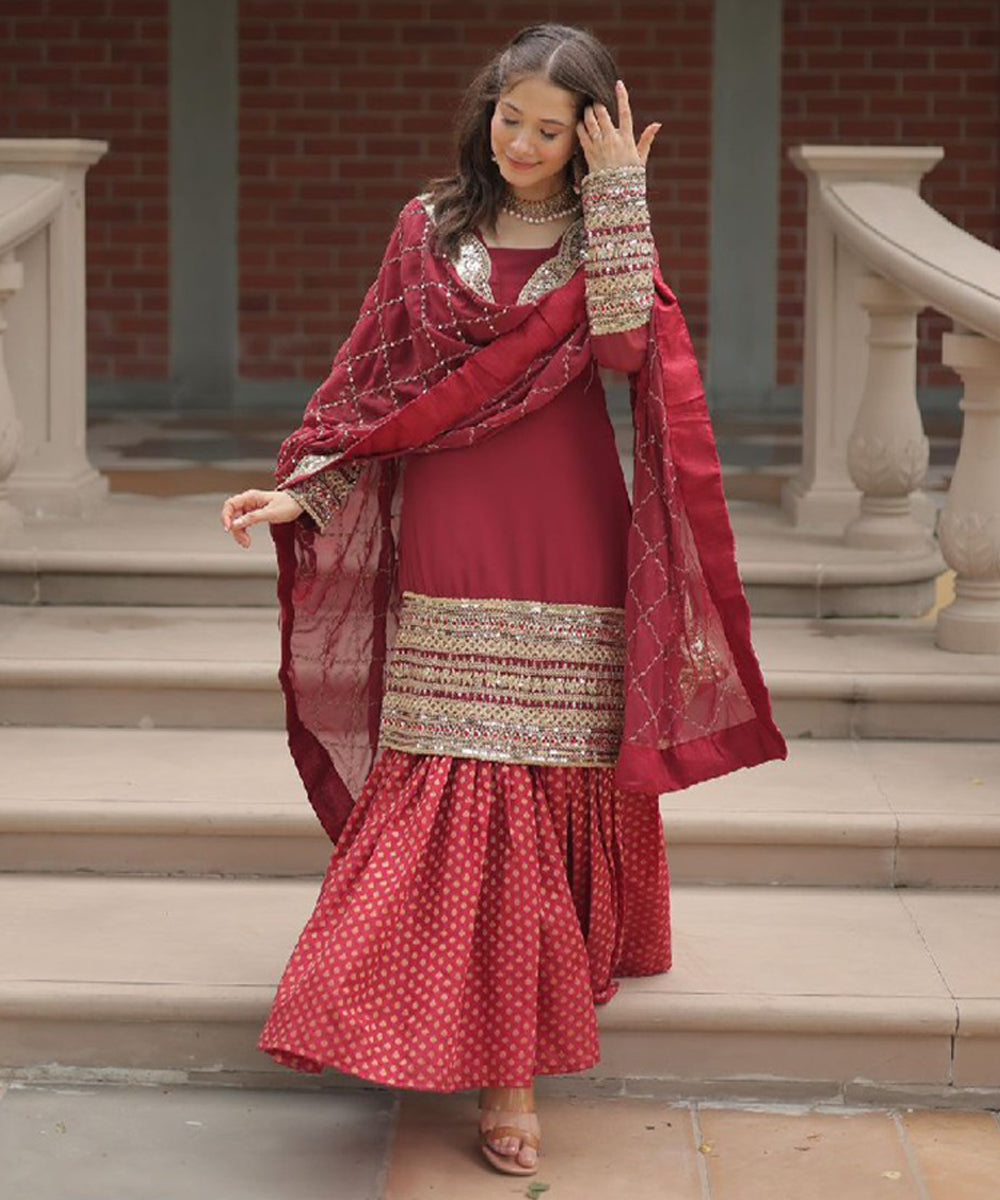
[{"left": 477, "top": 1086, "right": 541, "bottom": 1176}]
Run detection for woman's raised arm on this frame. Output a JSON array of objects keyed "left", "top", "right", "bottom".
[{"left": 576, "top": 82, "right": 659, "bottom": 373}]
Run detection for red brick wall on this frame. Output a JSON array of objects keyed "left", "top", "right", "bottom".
[
  {"left": 0, "top": 0, "right": 170, "bottom": 381},
  {"left": 779, "top": 1, "right": 1000, "bottom": 394},
  {"left": 237, "top": 1, "right": 713, "bottom": 382},
  {"left": 3, "top": 4, "right": 996, "bottom": 399}
]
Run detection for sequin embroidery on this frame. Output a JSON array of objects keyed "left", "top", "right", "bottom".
[
  {"left": 379, "top": 591, "right": 626, "bottom": 766},
  {"left": 580, "top": 164, "right": 656, "bottom": 335},
  {"left": 281, "top": 457, "right": 363, "bottom": 532},
  {"left": 419, "top": 195, "right": 585, "bottom": 306}
]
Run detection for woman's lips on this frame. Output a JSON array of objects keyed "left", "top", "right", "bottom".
[{"left": 506, "top": 156, "right": 538, "bottom": 171}]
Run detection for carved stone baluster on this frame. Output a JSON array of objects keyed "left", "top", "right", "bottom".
[
  {"left": 843, "top": 274, "right": 933, "bottom": 551},
  {"left": 0, "top": 251, "right": 24, "bottom": 536},
  {"left": 783, "top": 144, "right": 942, "bottom": 533},
  {"left": 936, "top": 331, "right": 1000, "bottom": 653}
]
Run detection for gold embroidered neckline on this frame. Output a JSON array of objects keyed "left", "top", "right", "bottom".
[
  {"left": 417, "top": 197, "right": 584, "bottom": 307},
  {"left": 463, "top": 219, "right": 584, "bottom": 306}
]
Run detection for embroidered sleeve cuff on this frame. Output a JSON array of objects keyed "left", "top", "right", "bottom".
[
  {"left": 279, "top": 457, "right": 362, "bottom": 533},
  {"left": 581, "top": 164, "right": 655, "bottom": 336}
]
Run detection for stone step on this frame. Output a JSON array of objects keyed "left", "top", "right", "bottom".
[
  {"left": 0, "top": 605, "right": 282, "bottom": 728},
  {"left": 0, "top": 546, "right": 277, "bottom": 608},
  {"left": 1, "top": 730, "right": 997, "bottom": 887},
  {"left": 1, "top": 873, "right": 996, "bottom": 1104},
  {"left": 731, "top": 499, "right": 944, "bottom": 619},
  {"left": 1, "top": 604, "right": 998, "bottom": 737},
  {"left": 664, "top": 736, "right": 1000, "bottom": 888},
  {"left": 0, "top": 494, "right": 277, "bottom": 607},
  {"left": 0, "top": 492, "right": 945, "bottom": 617}
]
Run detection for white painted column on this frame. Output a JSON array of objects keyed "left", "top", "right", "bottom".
[
  {"left": 0, "top": 139, "right": 108, "bottom": 518},
  {"left": 936, "top": 331, "right": 1000, "bottom": 653}
]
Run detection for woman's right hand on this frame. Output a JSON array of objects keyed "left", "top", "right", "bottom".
[{"left": 221, "top": 489, "right": 303, "bottom": 549}]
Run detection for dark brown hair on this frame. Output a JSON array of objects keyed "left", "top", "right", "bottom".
[{"left": 425, "top": 23, "right": 620, "bottom": 260}]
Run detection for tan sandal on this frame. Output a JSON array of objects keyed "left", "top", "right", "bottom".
[{"left": 478, "top": 1086, "right": 541, "bottom": 1176}]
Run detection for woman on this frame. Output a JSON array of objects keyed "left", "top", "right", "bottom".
[{"left": 222, "top": 23, "right": 786, "bottom": 1177}]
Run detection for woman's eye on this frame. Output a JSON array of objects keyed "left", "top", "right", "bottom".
[{"left": 500, "top": 117, "right": 557, "bottom": 141}]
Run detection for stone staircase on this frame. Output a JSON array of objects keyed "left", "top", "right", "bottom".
[{"left": 1, "top": 495, "right": 999, "bottom": 1106}]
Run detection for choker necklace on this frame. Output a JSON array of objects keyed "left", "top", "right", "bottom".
[{"left": 500, "top": 182, "right": 580, "bottom": 224}]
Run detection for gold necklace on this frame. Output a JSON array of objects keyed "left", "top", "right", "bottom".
[{"left": 500, "top": 182, "right": 580, "bottom": 225}]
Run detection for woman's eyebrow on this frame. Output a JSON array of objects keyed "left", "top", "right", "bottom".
[{"left": 500, "top": 99, "right": 570, "bottom": 127}]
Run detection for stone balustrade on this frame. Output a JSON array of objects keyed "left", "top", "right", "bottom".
[
  {"left": 785, "top": 145, "right": 1000, "bottom": 653},
  {"left": 0, "top": 140, "right": 107, "bottom": 530}
]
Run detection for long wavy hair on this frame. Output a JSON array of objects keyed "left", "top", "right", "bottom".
[{"left": 425, "top": 23, "right": 620, "bottom": 260}]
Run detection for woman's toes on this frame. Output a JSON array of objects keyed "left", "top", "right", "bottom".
[{"left": 518, "top": 1143, "right": 538, "bottom": 1168}]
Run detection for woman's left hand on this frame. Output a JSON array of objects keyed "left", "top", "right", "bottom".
[{"left": 577, "top": 80, "right": 661, "bottom": 173}]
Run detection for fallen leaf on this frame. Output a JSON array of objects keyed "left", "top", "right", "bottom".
[
  {"left": 697, "top": 1141, "right": 714, "bottom": 1155},
  {"left": 645, "top": 1124, "right": 656, "bottom": 1130},
  {"left": 881, "top": 1170, "right": 902, "bottom": 1180},
  {"left": 793, "top": 1145, "right": 812, "bottom": 1152},
  {"left": 55, "top": 1122, "right": 66, "bottom": 1134},
  {"left": 526, "top": 1183, "right": 551, "bottom": 1199},
  {"left": 806, "top": 1133, "right": 821, "bottom": 1140}
]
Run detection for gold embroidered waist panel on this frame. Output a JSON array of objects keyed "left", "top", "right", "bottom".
[{"left": 379, "top": 592, "right": 626, "bottom": 767}]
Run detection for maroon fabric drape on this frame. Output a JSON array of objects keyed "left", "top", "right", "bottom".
[{"left": 271, "top": 198, "right": 786, "bottom": 843}]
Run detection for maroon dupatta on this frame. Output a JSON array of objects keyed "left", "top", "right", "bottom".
[{"left": 271, "top": 197, "right": 786, "bottom": 842}]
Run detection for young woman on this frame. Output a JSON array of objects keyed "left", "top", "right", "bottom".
[{"left": 221, "top": 23, "right": 785, "bottom": 1178}]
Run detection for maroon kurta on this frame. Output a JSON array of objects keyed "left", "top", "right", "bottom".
[
  {"left": 258, "top": 242, "right": 673, "bottom": 1090},
  {"left": 399, "top": 243, "right": 636, "bottom": 607}
]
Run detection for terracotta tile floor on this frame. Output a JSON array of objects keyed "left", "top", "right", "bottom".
[
  {"left": 388, "top": 1092, "right": 1000, "bottom": 1199},
  {"left": 5, "top": 1080, "right": 989, "bottom": 1200},
  {"left": 3, "top": 1081, "right": 999, "bottom": 1199}
]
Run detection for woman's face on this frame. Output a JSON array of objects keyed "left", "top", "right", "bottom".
[{"left": 489, "top": 74, "right": 579, "bottom": 198}]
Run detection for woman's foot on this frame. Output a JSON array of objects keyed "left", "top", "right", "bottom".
[{"left": 478, "top": 1084, "right": 541, "bottom": 1174}]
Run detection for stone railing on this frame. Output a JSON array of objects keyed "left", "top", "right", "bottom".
[
  {"left": 0, "top": 140, "right": 108, "bottom": 533},
  {"left": 783, "top": 146, "right": 1000, "bottom": 654}
]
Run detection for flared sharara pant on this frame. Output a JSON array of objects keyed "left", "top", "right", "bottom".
[{"left": 257, "top": 748, "right": 671, "bottom": 1091}]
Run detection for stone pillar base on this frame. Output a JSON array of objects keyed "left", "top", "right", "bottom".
[
  {"left": 781, "top": 476, "right": 936, "bottom": 533},
  {"left": 780, "top": 477, "right": 859, "bottom": 531},
  {"left": 7, "top": 465, "right": 107, "bottom": 520},
  {"left": 936, "top": 580, "right": 1000, "bottom": 654}
]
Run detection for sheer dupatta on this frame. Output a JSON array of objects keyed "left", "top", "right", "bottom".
[{"left": 271, "top": 198, "right": 786, "bottom": 843}]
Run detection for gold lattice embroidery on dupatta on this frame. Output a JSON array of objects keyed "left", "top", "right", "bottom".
[{"left": 379, "top": 591, "right": 626, "bottom": 766}]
